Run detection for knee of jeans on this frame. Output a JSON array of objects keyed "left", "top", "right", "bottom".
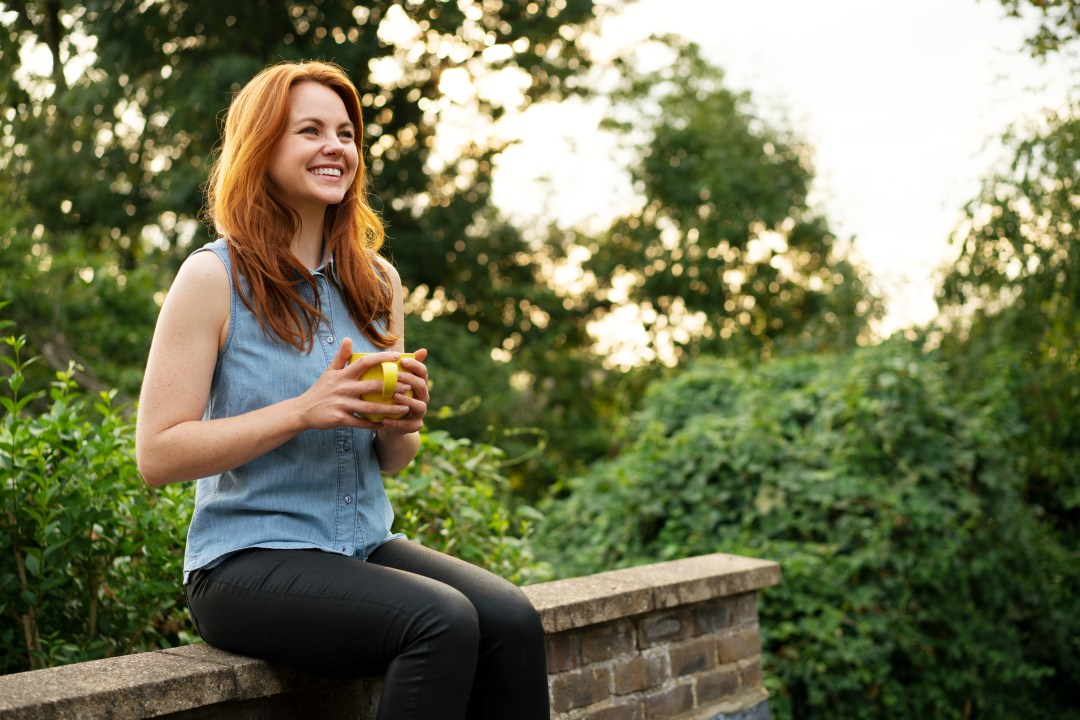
[
  {"left": 427, "top": 587, "right": 481, "bottom": 647},
  {"left": 484, "top": 586, "right": 544, "bottom": 644}
]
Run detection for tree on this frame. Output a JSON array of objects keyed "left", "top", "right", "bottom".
[
  {"left": 936, "top": 105, "right": 1079, "bottom": 537},
  {"left": 995, "top": 0, "right": 1080, "bottom": 56},
  {"left": 583, "top": 36, "right": 881, "bottom": 365}
]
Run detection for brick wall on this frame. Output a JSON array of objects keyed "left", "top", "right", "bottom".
[{"left": 544, "top": 593, "right": 768, "bottom": 719}]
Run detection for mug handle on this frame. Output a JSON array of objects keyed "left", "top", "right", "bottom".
[{"left": 379, "top": 361, "right": 398, "bottom": 399}]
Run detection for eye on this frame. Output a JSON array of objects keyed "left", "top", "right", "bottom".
[
  {"left": 300, "top": 127, "right": 319, "bottom": 136},
  {"left": 339, "top": 129, "right": 355, "bottom": 141}
]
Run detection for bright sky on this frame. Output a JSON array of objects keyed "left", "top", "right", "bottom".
[{"left": 492, "top": 0, "right": 1078, "bottom": 336}]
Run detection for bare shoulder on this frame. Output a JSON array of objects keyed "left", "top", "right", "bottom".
[
  {"left": 167, "top": 250, "right": 229, "bottom": 308},
  {"left": 175, "top": 248, "right": 230, "bottom": 290},
  {"left": 157, "top": 249, "right": 231, "bottom": 347}
]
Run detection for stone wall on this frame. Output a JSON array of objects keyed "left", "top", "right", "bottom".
[{"left": 0, "top": 553, "right": 780, "bottom": 720}]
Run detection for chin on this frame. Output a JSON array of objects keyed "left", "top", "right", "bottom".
[{"left": 309, "top": 189, "right": 348, "bottom": 206}]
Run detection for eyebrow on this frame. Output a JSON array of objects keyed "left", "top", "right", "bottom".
[{"left": 293, "top": 117, "right": 355, "bottom": 129}]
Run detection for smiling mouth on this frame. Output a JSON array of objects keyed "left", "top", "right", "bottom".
[{"left": 310, "top": 168, "right": 342, "bottom": 177}]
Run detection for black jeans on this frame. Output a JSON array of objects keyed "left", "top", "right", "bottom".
[{"left": 186, "top": 540, "right": 549, "bottom": 720}]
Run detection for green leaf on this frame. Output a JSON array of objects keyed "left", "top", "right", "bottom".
[{"left": 22, "top": 551, "right": 41, "bottom": 578}]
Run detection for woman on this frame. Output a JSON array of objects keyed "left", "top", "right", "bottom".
[{"left": 135, "top": 60, "right": 550, "bottom": 720}]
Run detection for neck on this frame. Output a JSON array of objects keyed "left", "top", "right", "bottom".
[{"left": 290, "top": 210, "right": 326, "bottom": 268}]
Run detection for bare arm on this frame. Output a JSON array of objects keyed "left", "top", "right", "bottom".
[
  {"left": 372, "top": 257, "right": 430, "bottom": 475},
  {"left": 135, "top": 251, "right": 404, "bottom": 486}
]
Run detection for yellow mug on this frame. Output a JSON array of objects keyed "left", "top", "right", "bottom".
[{"left": 350, "top": 352, "right": 416, "bottom": 422}]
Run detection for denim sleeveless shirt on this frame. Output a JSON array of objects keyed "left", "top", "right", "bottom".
[{"left": 182, "top": 239, "right": 403, "bottom": 582}]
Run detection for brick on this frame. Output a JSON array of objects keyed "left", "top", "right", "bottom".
[
  {"left": 582, "top": 699, "right": 645, "bottom": 720},
  {"left": 550, "top": 666, "right": 612, "bottom": 713},
  {"left": 732, "top": 593, "right": 759, "bottom": 624},
  {"left": 642, "top": 647, "right": 670, "bottom": 687},
  {"left": 668, "top": 636, "right": 716, "bottom": 677},
  {"left": 643, "top": 682, "right": 695, "bottom": 719},
  {"left": 696, "top": 666, "right": 740, "bottom": 704},
  {"left": 739, "top": 658, "right": 763, "bottom": 689},
  {"left": 581, "top": 620, "right": 636, "bottom": 664},
  {"left": 716, "top": 627, "right": 761, "bottom": 664},
  {"left": 612, "top": 655, "right": 649, "bottom": 696},
  {"left": 693, "top": 597, "right": 734, "bottom": 635},
  {"left": 547, "top": 632, "right": 580, "bottom": 673},
  {"left": 639, "top": 609, "right": 692, "bottom": 647}
]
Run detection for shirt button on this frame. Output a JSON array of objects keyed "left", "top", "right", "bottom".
[
  {"left": 344, "top": 495, "right": 352, "bottom": 504},
  {"left": 326, "top": 336, "right": 334, "bottom": 344},
  {"left": 342, "top": 442, "right": 351, "bottom": 452}
]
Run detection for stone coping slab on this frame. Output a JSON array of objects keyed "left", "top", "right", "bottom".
[
  {"left": 0, "top": 552, "right": 780, "bottom": 719},
  {"left": 0, "top": 644, "right": 372, "bottom": 720},
  {"left": 521, "top": 552, "right": 781, "bottom": 634}
]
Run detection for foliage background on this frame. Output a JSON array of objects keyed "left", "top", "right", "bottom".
[{"left": 536, "top": 343, "right": 1079, "bottom": 718}]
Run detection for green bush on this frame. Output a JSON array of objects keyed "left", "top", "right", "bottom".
[
  {"left": 536, "top": 340, "right": 1079, "bottom": 719},
  {"left": 1, "top": 333, "right": 192, "bottom": 674}
]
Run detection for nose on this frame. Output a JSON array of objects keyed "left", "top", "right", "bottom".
[{"left": 324, "top": 136, "right": 344, "bottom": 156}]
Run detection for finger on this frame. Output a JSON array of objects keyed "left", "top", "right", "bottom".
[
  {"left": 392, "top": 390, "right": 423, "bottom": 411},
  {"left": 363, "top": 401, "right": 410, "bottom": 420},
  {"left": 330, "top": 338, "right": 354, "bottom": 370},
  {"left": 401, "top": 380, "right": 429, "bottom": 403},
  {"left": 400, "top": 354, "right": 429, "bottom": 381},
  {"left": 344, "top": 414, "right": 385, "bottom": 431},
  {"left": 381, "top": 409, "right": 425, "bottom": 431},
  {"left": 394, "top": 373, "right": 429, "bottom": 402},
  {"left": 395, "top": 388, "right": 428, "bottom": 417}
]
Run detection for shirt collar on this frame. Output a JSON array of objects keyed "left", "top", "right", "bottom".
[
  {"left": 313, "top": 252, "right": 342, "bottom": 287},
  {"left": 326, "top": 253, "right": 342, "bottom": 286}
]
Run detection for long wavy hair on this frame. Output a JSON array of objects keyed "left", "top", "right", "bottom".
[{"left": 204, "top": 60, "right": 395, "bottom": 351}]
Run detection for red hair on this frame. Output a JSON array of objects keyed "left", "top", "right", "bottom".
[{"left": 204, "top": 60, "right": 395, "bottom": 351}]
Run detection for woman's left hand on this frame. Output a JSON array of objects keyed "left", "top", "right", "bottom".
[{"left": 378, "top": 348, "right": 429, "bottom": 434}]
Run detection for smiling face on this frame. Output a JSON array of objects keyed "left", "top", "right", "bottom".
[{"left": 268, "top": 81, "right": 360, "bottom": 220}]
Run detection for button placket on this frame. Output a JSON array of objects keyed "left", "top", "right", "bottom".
[{"left": 318, "top": 274, "right": 337, "bottom": 347}]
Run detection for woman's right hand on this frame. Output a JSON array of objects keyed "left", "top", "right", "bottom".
[{"left": 295, "top": 339, "right": 409, "bottom": 431}]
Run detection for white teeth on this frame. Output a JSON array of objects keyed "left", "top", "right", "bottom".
[{"left": 310, "top": 168, "right": 342, "bottom": 177}]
